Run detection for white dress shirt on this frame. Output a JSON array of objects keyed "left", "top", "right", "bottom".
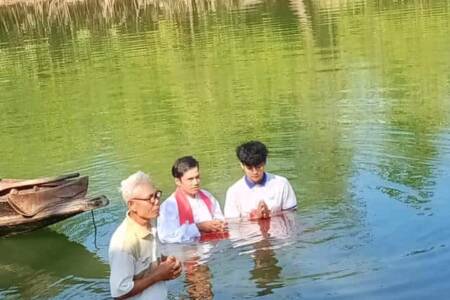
[
  {"left": 157, "top": 189, "right": 224, "bottom": 243},
  {"left": 224, "top": 173, "right": 297, "bottom": 219}
]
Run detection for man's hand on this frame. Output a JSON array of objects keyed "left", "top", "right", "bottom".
[
  {"left": 154, "top": 256, "right": 182, "bottom": 281},
  {"left": 197, "top": 220, "right": 228, "bottom": 233},
  {"left": 119, "top": 256, "right": 182, "bottom": 299},
  {"left": 249, "top": 201, "right": 271, "bottom": 220}
]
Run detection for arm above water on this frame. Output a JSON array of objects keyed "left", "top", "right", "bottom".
[
  {"left": 192, "top": 190, "right": 228, "bottom": 232},
  {"left": 224, "top": 187, "right": 241, "bottom": 219},
  {"left": 201, "top": 189, "right": 226, "bottom": 221},
  {"left": 109, "top": 249, "right": 136, "bottom": 299},
  {"left": 157, "top": 198, "right": 200, "bottom": 243},
  {"left": 281, "top": 178, "right": 297, "bottom": 211},
  {"left": 115, "top": 256, "right": 182, "bottom": 299}
]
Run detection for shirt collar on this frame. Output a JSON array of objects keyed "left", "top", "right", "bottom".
[
  {"left": 244, "top": 172, "right": 267, "bottom": 188},
  {"left": 126, "top": 213, "right": 154, "bottom": 239}
]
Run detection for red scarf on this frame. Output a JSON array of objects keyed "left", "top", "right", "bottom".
[
  {"left": 175, "top": 188, "right": 214, "bottom": 225},
  {"left": 200, "top": 230, "right": 229, "bottom": 242},
  {"left": 175, "top": 188, "right": 229, "bottom": 242}
]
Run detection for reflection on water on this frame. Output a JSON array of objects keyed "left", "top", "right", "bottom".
[
  {"left": 229, "top": 212, "right": 298, "bottom": 297},
  {"left": 162, "top": 241, "right": 216, "bottom": 299},
  {"left": 185, "top": 264, "right": 214, "bottom": 300},
  {"left": 0, "top": 0, "right": 260, "bottom": 41},
  {"left": 247, "top": 218, "right": 289, "bottom": 297},
  {"left": 0, "top": 229, "right": 109, "bottom": 299},
  {"left": 251, "top": 238, "right": 283, "bottom": 297},
  {"left": 162, "top": 211, "right": 298, "bottom": 299},
  {"left": 1, "top": 0, "right": 450, "bottom": 298}
]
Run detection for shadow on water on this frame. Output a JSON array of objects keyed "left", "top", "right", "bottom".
[{"left": 0, "top": 228, "right": 109, "bottom": 299}]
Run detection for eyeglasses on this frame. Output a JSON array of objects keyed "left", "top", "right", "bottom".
[{"left": 133, "top": 190, "right": 162, "bottom": 203}]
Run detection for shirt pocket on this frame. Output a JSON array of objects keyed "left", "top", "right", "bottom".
[{"left": 135, "top": 256, "right": 151, "bottom": 275}]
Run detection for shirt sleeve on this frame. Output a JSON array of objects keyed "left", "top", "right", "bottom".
[
  {"left": 224, "top": 187, "right": 240, "bottom": 219},
  {"left": 202, "top": 190, "right": 225, "bottom": 221},
  {"left": 281, "top": 179, "right": 297, "bottom": 210},
  {"left": 212, "top": 195, "right": 225, "bottom": 221},
  {"left": 109, "top": 247, "right": 135, "bottom": 298},
  {"left": 157, "top": 197, "right": 200, "bottom": 243}
]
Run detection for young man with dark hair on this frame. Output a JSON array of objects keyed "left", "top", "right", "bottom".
[
  {"left": 224, "top": 141, "right": 297, "bottom": 220},
  {"left": 157, "top": 156, "right": 227, "bottom": 243}
]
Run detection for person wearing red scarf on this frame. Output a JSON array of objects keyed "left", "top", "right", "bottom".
[{"left": 157, "top": 156, "right": 227, "bottom": 243}]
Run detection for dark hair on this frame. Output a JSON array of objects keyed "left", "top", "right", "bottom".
[
  {"left": 172, "top": 156, "right": 199, "bottom": 178},
  {"left": 236, "top": 141, "right": 268, "bottom": 166}
]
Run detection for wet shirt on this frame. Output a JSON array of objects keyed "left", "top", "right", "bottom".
[
  {"left": 157, "top": 189, "right": 224, "bottom": 243},
  {"left": 224, "top": 173, "right": 297, "bottom": 219},
  {"left": 108, "top": 215, "right": 166, "bottom": 299}
]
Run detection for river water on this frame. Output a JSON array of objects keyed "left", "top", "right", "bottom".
[{"left": 1, "top": 0, "right": 450, "bottom": 299}]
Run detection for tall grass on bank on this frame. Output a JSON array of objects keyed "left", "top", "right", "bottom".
[{"left": 0, "top": 0, "right": 251, "bottom": 37}]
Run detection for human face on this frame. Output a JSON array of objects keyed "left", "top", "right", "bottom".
[
  {"left": 241, "top": 162, "right": 265, "bottom": 183},
  {"left": 133, "top": 190, "right": 162, "bottom": 203},
  {"left": 129, "top": 183, "right": 161, "bottom": 221},
  {"left": 176, "top": 167, "right": 201, "bottom": 197}
]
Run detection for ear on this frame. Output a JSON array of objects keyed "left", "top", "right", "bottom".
[
  {"left": 240, "top": 162, "right": 245, "bottom": 171},
  {"left": 175, "top": 177, "right": 182, "bottom": 187},
  {"left": 127, "top": 200, "right": 134, "bottom": 211}
]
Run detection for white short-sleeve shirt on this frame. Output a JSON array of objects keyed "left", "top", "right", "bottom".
[
  {"left": 224, "top": 173, "right": 297, "bottom": 219},
  {"left": 108, "top": 215, "right": 167, "bottom": 299}
]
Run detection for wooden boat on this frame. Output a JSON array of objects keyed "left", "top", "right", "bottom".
[{"left": 0, "top": 173, "right": 109, "bottom": 237}]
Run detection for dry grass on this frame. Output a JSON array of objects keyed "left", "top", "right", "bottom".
[{"left": 0, "top": 0, "right": 243, "bottom": 34}]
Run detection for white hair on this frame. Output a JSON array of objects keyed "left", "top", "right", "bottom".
[{"left": 119, "top": 171, "right": 152, "bottom": 203}]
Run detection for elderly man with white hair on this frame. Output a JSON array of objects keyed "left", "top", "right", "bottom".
[{"left": 109, "top": 171, "right": 182, "bottom": 300}]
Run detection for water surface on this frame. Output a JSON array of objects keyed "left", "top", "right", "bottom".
[{"left": 1, "top": 0, "right": 450, "bottom": 299}]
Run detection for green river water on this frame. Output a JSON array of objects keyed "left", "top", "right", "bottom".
[{"left": 1, "top": 0, "right": 450, "bottom": 299}]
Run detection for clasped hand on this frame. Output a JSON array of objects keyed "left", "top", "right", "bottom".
[
  {"left": 197, "top": 219, "right": 228, "bottom": 233},
  {"left": 250, "top": 200, "right": 271, "bottom": 220},
  {"left": 155, "top": 256, "right": 182, "bottom": 281}
]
